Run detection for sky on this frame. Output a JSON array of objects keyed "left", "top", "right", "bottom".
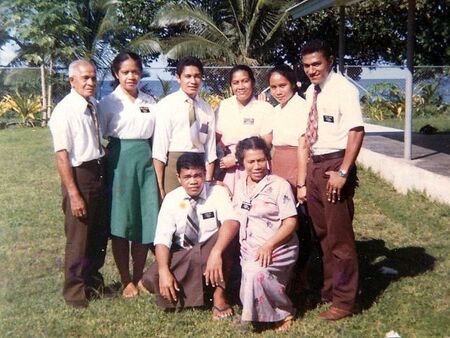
[{"left": 0, "top": 42, "right": 19, "bottom": 66}]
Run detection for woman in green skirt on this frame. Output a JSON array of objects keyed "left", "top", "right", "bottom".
[{"left": 98, "top": 52, "right": 159, "bottom": 298}]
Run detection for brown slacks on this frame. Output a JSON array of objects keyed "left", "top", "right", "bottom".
[
  {"left": 306, "top": 156, "right": 359, "bottom": 312},
  {"left": 61, "top": 159, "right": 108, "bottom": 306},
  {"left": 142, "top": 232, "right": 238, "bottom": 309}
]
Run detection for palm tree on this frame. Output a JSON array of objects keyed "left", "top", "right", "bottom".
[{"left": 151, "top": 0, "right": 296, "bottom": 65}]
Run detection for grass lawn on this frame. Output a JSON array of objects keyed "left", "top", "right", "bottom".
[
  {"left": 1, "top": 128, "right": 449, "bottom": 337},
  {"left": 366, "top": 114, "right": 450, "bottom": 133}
]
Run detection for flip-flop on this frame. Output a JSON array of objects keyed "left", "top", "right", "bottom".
[
  {"left": 212, "top": 305, "right": 234, "bottom": 320},
  {"left": 274, "top": 315, "right": 294, "bottom": 332}
]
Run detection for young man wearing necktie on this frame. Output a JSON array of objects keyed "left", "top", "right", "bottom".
[
  {"left": 297, "top": 40, "right": 365, "bottom": 320},
  {"left": 141, "top": 153, "right": 239, "bottom": 319},
  {"left": 152, "top": 56, "right": 217, "bottom": 199}
]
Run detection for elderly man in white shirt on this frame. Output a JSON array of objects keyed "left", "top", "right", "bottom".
[
  {"left": 141, "top": 153, "right": 239, "bottom": 319},
  {"left": 152, "top": 56, "right": 216, "bottom": 198},
  {"left": 48, "top": 60, "right": 108, "bottom": 308}
]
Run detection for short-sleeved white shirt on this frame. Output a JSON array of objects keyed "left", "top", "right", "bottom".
[
  {"left": 98, "top": 85, "right": 157, "bottom": 139},
  {"left": 154, "top": 183, "right": 238, "bottom": 249},
  {"left": 152, "top": 89, "right": 216, "bottom": 164},
  {"left": 272, "top": 93, "right": 308, "bottom": 146},
  {"left": 48, "top": 89, "right": 104, "bottom": 167},
  {"left": 216, "top": 96, "right": 273, "bottom": 147},
  {"left": 305, "top": 72, "right": 364, "bottom": 155}
]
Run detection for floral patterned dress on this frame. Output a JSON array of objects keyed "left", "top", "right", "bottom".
[{"left": 233, "top": 174, "right": 299, "bottom": 322}]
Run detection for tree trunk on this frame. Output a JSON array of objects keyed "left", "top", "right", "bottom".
[
  {"left": 46, "top": 58, "right": 53, "bottom": 121},
  {"left": 40, "top": 63, "right": 47, "bottom": 127}
]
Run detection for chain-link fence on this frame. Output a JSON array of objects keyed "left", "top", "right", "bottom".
[{"left": 1, "top": 65, "right": 449, "bottom": 127}]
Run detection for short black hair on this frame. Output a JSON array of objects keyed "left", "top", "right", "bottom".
[
  {"left": 176, "top": 56, "right": 204, "bottom": 76},
  {"left": 229, "top": 64, "right": 256, "bottom": 86},
  {"left": 301, "top": 39, "right": 333, "bottom": 61},
  {"left": 111, "top": 51, "right": 143, "bottom": 81},
  {"left": 267, "top": 64, "right": 297, "bottom": 89},
  {"left": 236, "top": 136, "right": 271, "bottom": 166},
  {"left": 176, "top": 152, "right": 205, "bottom": 174}
]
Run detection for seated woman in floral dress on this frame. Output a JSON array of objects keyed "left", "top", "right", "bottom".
[{"left": 233, "top": 136, "right": 298, "bottom": 331}]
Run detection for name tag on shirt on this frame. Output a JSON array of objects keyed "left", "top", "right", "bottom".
[
  {"left": 323, "top": 115, "right": 334, "bottom": 123},
  {"left": 202, "top": 211, "right": 215, "bottom": 220},
  {"left": 241, "top": 201, "right": 252, "bottom": 211},
  {"left": 199, "top": 123, "right": 208, "bottom": 134},
  {"left": 140, "top": 106, "right": 150, "bottom": 113},
  {"left": 243, "top": 118, "right": 255, "bottom": 125}
]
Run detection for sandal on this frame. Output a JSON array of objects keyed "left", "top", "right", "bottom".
[{"left": 212, "top": 305, "right": 234, "bottom": 320}]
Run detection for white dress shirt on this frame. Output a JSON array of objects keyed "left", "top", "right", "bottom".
[
  {"left": 305, "top": 72, "right": 364, "bottom": 155},
  {"left": 272, "top": 93, "right": 308, "bottom": 146},
  {"left": 216, "top": 96, "right": 273, "bottom": 146},
  {"left": 49, "top": 89, "right": 104, "bottom": 167},
  {"left": 152, "top": 89, "right": 216, "bottom": 164},
  {"left": 98, "top": 86, "right": 157, "bottom": 139},
  {"left": 154, "top": 183, "right": 238, "bottom": 249}
]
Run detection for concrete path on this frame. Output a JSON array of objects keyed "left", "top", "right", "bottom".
[{"left": 357, "top": 123, "right": 450, "bottom": 205}]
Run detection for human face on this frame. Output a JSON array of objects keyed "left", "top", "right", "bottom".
[
  {"left": 230, "top": 70, "right": 254, "bottom": 105},
  {"left": 302, "top": 51, "right": 333, "bottom": 85},
  {"left": 269, "top": 72, "right": 295, "bottom": 107},
  {"left": 177, "top": 167, "right": 206, "bottom": 198},
  {"left": 177, "top": 66, "right": 202, "bottom": 98},
  {"left": 243, "top": 149, "right": 267, "bottom": 183},
  {"left": 115, "top": 58, "right": 141, "bottom": 96},
  {"left": 70, "top": 63, "right": 97, "bottom": 99}
]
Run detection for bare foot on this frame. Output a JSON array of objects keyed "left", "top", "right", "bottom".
[
  {"left": 212, "top": 286, "right": 234, "bottom": 319},
  {"left": 122, "top": 282, "right": 138, "bottom": 298},
  {"left": 274, "top": 315, "right": 294, "bottom": 332},
  {"left": 137, "top": 280, "right": 150, "bottom": 294}
]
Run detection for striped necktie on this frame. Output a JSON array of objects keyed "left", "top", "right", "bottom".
[
  {"left": 183, "top": 197, "right": 200, "bottom": 248},
  {"left": 87, "top": 101, "right": 102, "bottom": 154},
  {"left": 305, "top": 85, "right": 321, "bottom": 154}
]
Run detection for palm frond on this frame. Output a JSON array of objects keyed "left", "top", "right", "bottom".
[{"left": 128, "top": 33, "right": 162, "bottom": 56}]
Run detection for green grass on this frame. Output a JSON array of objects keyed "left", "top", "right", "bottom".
[
  {"left": 1, "top": 128, "right": 449, "bottom": 337},
  {"left": 366, "top": 115, "right": 450, "bottom": 133}
]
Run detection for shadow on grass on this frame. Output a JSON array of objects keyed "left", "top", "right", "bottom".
[
  {"left": 357, "top": 237, "right": 436, "bottom": 310},
  {"left": 293, "top": 237, "right": 436, "bottom": 315}
]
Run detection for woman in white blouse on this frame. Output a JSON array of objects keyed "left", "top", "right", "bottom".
[
  {"left": 98, "top": 52, "right": 159, "bottom": 298},
  {"left": 215, "top": 65, "right": 273, "bottom": 195},
  {"left": 268, "top": 65, "right": 308, "bottom": 198}
]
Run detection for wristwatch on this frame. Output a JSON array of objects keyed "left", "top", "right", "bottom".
[{"left": 338, "top": 169, "right": 348, "bottom": 177}]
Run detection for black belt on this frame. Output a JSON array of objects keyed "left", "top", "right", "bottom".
[
  {"left": 311, "top": 150, "right": 345, "bottom": 163},
  {"left": 77, "top": 157, "right": 103, "bottom": 168}
]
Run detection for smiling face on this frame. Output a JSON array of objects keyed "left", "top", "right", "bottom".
[
  {"left": 242, "top": 148, "right": 268, "bottom": 183},
  {"left": 115, "top": 58, "right": 141, "bottom": 96},
  {"left": 230, "top": 70, "right": 254, "bottom": 105},
  {"left": 177, "top": 167, "right": 206, "bottom": 198},
  {"left": 269, "top": 72, "right": 295, "bottom": 107},
  {"left": 70, "top": 63, "right": 97, "bottom": 99},
  {"left": 177, "top": 65, "right": 202, "bottom": 98},
  {"left": 302, "top": 51, "right": 333, "bottom": 85}
]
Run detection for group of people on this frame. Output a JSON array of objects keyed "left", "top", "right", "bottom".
[{"left": 49, "top": 39, "right": 364, "bottom": 331}]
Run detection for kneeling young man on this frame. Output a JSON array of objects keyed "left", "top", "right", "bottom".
[{"left": 142, "top": 153, "right": 239, "bottom": 319}]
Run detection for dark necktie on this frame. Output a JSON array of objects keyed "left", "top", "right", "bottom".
[
  {"left": 183, "top": 197, "right": 200, "bottom": 248},
  {"left": 87, "top": 101, "right": 102, "bottom": 154},
  {"left": 305, "top": 85, "right": 321, "bottom": 154}
]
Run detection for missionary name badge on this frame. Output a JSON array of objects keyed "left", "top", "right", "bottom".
[
  {"left": 243, "top": 118, "right": 255, "bottom": 125},
  {"left": 323, "top": 115, "right": 334, "bottom": 123},
  {"left": 241, "top": 201, "right": 252, "bottom": 211},
  {"left": 140, "top": 106, "right": 150, "bottom": 113},
  {"left": 202, "top": 211, "right": 215, "bottom": 220}
]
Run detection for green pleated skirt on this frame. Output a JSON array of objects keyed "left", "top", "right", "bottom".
[{"left": 106, "top": 138, "right": 159, "bottom": 244}]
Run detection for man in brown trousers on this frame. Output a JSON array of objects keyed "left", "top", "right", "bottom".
[
  {"left": 49, "top": 60, "right": 108, "bottom": 308},
  {"left": 297, "top": 40, "right": 364, "bottom": 320},
  {"left": 141, "top": 153, "right": 239, "bottom": 319}
]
